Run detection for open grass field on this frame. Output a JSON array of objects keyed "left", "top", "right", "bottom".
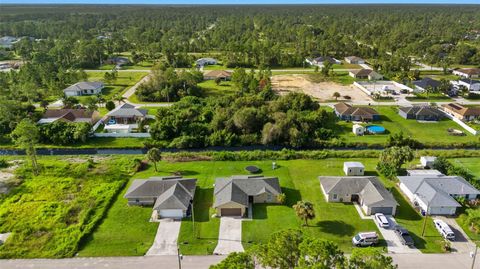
[
  {"left": 198, "top": 80, "right": 236, "bottom": 98},
  {"left": 335, "top": 106, "right": 479, "bottom": 145},
  {"left": 0, "top": 156, "right": 134, "bottom": 258},
  {"left": 406, "top": 92, "right": 452, "bottom": 102},
  {"left": 83, "top": 71, "right": 148, "bottom": 101}
]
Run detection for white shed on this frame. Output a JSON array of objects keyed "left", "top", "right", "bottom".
[
  {"left": 352, "top": 124, "right": 365, "bottom": 136},
  {"left": 420, "top": 156, "right": 437, "bottom": 169},
  {"left": 343, "top": 162, "right": 365, "bottom": 176}
]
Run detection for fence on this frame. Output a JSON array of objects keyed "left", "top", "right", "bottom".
[
  {"left": 440, "top": 111, "right": 479, "bottom": 136},
  {"left": 93, "top": 133, "right": 151, "bottom": 138}
]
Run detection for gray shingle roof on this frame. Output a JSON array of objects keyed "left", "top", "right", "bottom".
[
  {"left": 397, "top": 175, "right": 480, "bottom": 208},
  {"left": 413, "top": 78, "right": 441, "bottom": 89},
  {"left": 319, "top": 176, "right": 397, "bottom": 207},
  {"left": 64, "top": 81, "right": 104, "bottom": 93},
  {"left": 124, "top": 176, "right": 196, "bottom": 210},
  {"left": 107, "top": 103, "right": 147, "bottom": 117},
  {"left": 214, "top": 175, "right": 281, "bottom": 208},
  {"left": 399, "top": 106, "right": 443, "bottom": 118}
]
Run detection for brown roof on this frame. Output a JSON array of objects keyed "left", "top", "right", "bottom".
[
  {"left": 441, "top": 103, "right": 480, "bottom": 116},
  {"left": 42, "top": 109, "right": 97, "bottom": 122},
  {"left": 204, "top": 70, "right": 232, "bottom": 78},
  {"left": 350, "top": 69, "right": 374, "bottom": 76},
  {"left": 456, "top": 68, "right": 480, "bottom": 76},
  {"left": 334, "top": 102, "right": 379, "bottom": 117}
]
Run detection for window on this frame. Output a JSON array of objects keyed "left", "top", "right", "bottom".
[
  {"left": 333, "top": 194, "right": 338, "bottom": 199},
  {"left": 135, "top": 199, "right": 139, "bottom": 203}
]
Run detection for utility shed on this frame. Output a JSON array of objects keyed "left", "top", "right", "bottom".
[{"left": 343, "top": 162, "right": 365, "bottom": 176}]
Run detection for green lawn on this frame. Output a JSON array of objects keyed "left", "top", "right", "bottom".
[
  {"left": 406, "top": 93, "right": 452, "bottom": 103},
  {"left": 336, "top": 106, "right": 478, "bottom": 145},
  {"left": 84, "top": 71, "right": 148, "bottom": 100},
  {"left": 305, "top": 72, "right": 355, "bottom": 85},
  {"left": 203, "top": 64, "right": 226, "bottom": 70},
  {"left": 332, "top": 62, "right": 361, "bottom": 69},
  {"left": 198, "top": 80, "right": 237, "bottom": 98}
]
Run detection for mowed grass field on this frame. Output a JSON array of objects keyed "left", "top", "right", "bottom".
[
  {"left": 198, "top": 80, "right": 236, "bottom": 98},
  {"left": 335, "top": 106, "right": 479, "bottom": 145},
  {"left": 82, "top": 71, "right": 148, "bottom": 101},
  {"left": 80, "top": 158, "right": 446, "bottom": 256}
]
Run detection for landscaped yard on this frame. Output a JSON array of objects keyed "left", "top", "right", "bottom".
[
  {"left": 83, "top": 71, "right": 148, "bottom": 101},
  {"left": 0, "top": 156, "right": 134, "bottom": 258},
  {"left": 335, "top": 106, "right": 478, "bottom": 145}
]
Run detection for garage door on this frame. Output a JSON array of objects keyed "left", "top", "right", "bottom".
[
  {"left": 370, "top": 207, "right": 393, "bottom": 215},
  {"left": 221, "top": 208, "right": 242, "bottom": 216},
  {"left": 159, "top": 209, "right": 184, "bottom": 219}
]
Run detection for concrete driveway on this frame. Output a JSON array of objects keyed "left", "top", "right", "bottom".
[
  {"left": 435, "top": 216, "right": 476, "bottom": 253},
  {"left": 146, "top": 219, "right": 181, "bottom": 256},
  {"left": 375, "top": 215, "right": 421, "bottom": 254},
  {"left": 213, "top": 217, "right": 244, "bottom": 255}
]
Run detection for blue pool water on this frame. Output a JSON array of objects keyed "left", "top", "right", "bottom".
[{"left": 366, "top": 125, "right": 386, "bottom": 134}]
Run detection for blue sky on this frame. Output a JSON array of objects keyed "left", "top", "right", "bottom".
[{"left": 1, "top": 0, "right": 479, "bottom": 4}]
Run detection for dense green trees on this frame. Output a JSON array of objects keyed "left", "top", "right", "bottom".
[
  {"left": 38, "top": 121, "right": 91, "bottom": 145},
  {"left": 149, "top": 92, "right": 336, "bottom": 148}
]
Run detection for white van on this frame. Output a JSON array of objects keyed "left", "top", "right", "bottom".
[
  {"left": 352, "top": 232, "right": 379, "bottom": 247},
  {"left": 433, "top": 219, "right": 455, "bottom": 241}
]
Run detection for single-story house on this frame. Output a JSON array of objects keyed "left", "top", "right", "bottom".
[
  {"left": 63, "top": 81, "right": 104, "bottom": 97},
  {"left": 38, "top": 109, "right": 100, "bottom": 124},
  {"left": 348, "top": 69, "right": 383, "bottom": 80},
  {"left": 453, "top": 68, "right": 480, "bottom": 79},
  {"left": 214, "top": 175, "right": 282, "bottom": 217},
  {"left": 196, "top": 58, "right": 217, "bottom": 67},
  {"left": 203, "top": 70, "right": 232, "bottom": 81},
  {"left": 412, "top": 78, "right": 441, "bottom": 93},
  {"left": 334, "top": 102, "right": 380, "bottom": 122},
  {"left": 398, "top": 174, "right": 480, "bottom": 215},
  {"left": 105, "top": 56, "right": 130, "bottom": 66},
  {"left": 441, "top": 103, "right": 480, "bottom": 121},
  {"left": 458, "top": 79, "right": 480, "bottom": 93},
  {"left": 398, "top": 106, "right": 443, "bottom": 121},
  {"left": 319, "top": 176, "right": 398, "bottom": 215},
  {"left": 344, "top": 56, "right": 365, "bottom": 64},
  {"left": 106, "top": 103, "right": 147, "bottom": 124},
  {"left": 307, "top": 56, "right": 341, "bottom": 66},
  {"left": 344, "top": 162, "right": 365, "bottom": 176},
  {"left": 420, "top": 156, "right": 437, "bottom": 169},
  {"left": 124, "top": 176, "right": 197, "bottom": 219}
]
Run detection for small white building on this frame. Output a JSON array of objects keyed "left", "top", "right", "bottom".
[
  {"left": 343, "top": 162, "right": 365, "bottom": 176},
  {"left": 104, "top": 124, "right": 133, "bottom": 134},
  {"left": 458, "top": 79, "right": 480, "bottom": 93},
  {"left": 352, "top": 124, "right": 365, "bottom": 136},
  {"left": 420, "top": 156, "right": 437, "bottom": 169}
]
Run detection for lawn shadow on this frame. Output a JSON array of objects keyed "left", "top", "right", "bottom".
[
  {"left": 252, "top": 204, "right": 268, "bottom": 220},
  {"left": 390, "top": 187, "right": 422, "bottom": 221},
  {"left": 317, "top": 220, "right": 355, "bottom": 236},
  {"left": 192, "top": 187, "right": 214, "bottom": 223},
  {"left": 282, "top": 187, "right": 302, "bottom": 207},
  {"left": 168, "top": 170, "right": 200, "bottom": 176}
]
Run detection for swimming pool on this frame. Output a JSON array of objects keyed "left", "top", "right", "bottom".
[{"left": 366, "top": 125, "right": 386, "bottom": 134}]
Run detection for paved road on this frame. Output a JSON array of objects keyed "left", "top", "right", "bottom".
[
  {"left": 390, "top": 253, "right": 479, "bottom": 269},
  {"left": 213, "top": 217, "right": 244, "bottom": 255},
  {"left": 146, "top": 219, "right": 181, "bottom": 256}
]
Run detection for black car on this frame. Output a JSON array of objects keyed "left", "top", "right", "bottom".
[{"left": 394, "top": 225, "right": 415, "bottom": 247}]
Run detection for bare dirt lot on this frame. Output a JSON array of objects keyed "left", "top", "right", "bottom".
[{"left": 271, "top": 74, "right": 372, "bottom": 102}]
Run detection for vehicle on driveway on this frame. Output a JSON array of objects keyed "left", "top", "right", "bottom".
[
  {"left": 433, "top": 219, "right": 455, "bottom": 241},
  {"left": 352, "top": 232, "right": 378, "bottom": 247},
  {"left": 375, "top": 213, "right": 390, "bottom": 228},
  {"left": 394, "top": 225, "right": 415, "bottom": 246}
]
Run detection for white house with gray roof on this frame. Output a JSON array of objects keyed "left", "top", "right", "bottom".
[
  {"left": 398, "top": 174, "right": 480, "bottom": 215},
  {"left": 213, "top": 175, "right": 282, "bottom": 217},
  {"left": 319, "top": 176, "right": 398, "bottom": 215},
  {"left": 124, "top": 176, "right": 196, "bottom": 219},
  {"left": 63, "top": 81, "right": 104, "bottom": 96}
]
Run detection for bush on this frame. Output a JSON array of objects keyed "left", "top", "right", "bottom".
[{"left": 0, "top": 158, "right": 8, "bottom": 168}]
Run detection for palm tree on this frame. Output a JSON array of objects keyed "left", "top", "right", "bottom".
[
  {"left": 333, "top": 92, "right": 341, "bottom": 101},
  {"left": 293, "top": 201, "right": 315, "bottom": 226},
  {"left": 147, "top": 148, "right": 162, "bottom": 172},
  {"left": 113, "top": 94, "right": 126, "bottom": 105}
]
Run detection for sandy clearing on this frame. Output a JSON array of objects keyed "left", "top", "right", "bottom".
[{"left": 271, "top": 74, "right": 372, "bottom": 102}]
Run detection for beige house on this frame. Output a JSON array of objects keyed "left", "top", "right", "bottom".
[
  {"left": 203, "top": 70, "right": 232, "bottom": 80},
  {"left": 38, "top": 109, "right": 100, "bottom": 124},
  {"left": 441, "top": 103, "right": 480, "bottom": 121},
  {"left": 344, "top": 56, "right": 365, "bottom": 64},
  {"left": 349, "top": 69, "right": 383, "bottom": 80},
  {"left": 213, "top": 175, "right": 282, "bottom": 217}
]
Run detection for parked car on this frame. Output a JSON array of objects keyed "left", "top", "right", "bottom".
[
  {"left": 352, "top": 232, "right": 378, "bottom": 247},
  {"left": 433, "top": 219, "right": 455, "bottom": 241},
  {"left": 375, "top": 213, "right": 390, "bottom": 228},
  {"left": 394, "top": 225, "right": 415, "bottom": 246}
]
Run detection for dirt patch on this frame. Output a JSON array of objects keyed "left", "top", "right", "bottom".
[
  {"left": 64, "top": 156, "right": 112, "bottom": 163},
  {"left": 271, "top": 74, "right": 372, "bottom": 102},
  {"left": 163, "top": 154, "right": 213, "bottom": 162}
]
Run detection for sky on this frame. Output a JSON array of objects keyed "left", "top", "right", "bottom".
[{"left": 1, "top": 0, "right": 479, "bottom": 4}]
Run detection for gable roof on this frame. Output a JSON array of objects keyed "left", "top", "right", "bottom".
[
  {"left": 63, "top": 81, "right": 104, "bottom": 93},
  {"left": 399, "top": 106, "right": 442, "bottom": 117},
  {"left": 124, "top": 176, "right": 197, "bottom": 210},
  {"left": 398, "top": 175, "right": 480, "bottom": 208},
  {"left": 107, "top": 103, "right": 147, "bottom": 117},
  {"left": 413, "top": 78, "right": 441, "bottom": 89},
  {"left": 350, "top": 69, "right": 380, "bottom": 78},
  {"left": 456, "top": 68, "right": 480, "bottom": 76},
  {"left": 204, "top": 70, "right": 232, "bottom": 78},
  {"left": 319, "top": 176, "right": 397, "bottom": 207},
  {"left": 460, "top": 78, "right": 480, "bottom": 85},
  {"left": 214, "top": 175, "right": 281, "bottom": 208},
  {"left": 39, "top": 109, "right": 97, "bottom": 123},
  {"left": 313, "top": 56, "right": 336, "bottom": 64},
  {"left": 334, "top": 102, "right": 379, "bottom": 117},
  {"left": 441, "top": 103, "right": 480, "bottom": 117},
  {"left": 345, "top": 56, "right": 364, "bottom": 62}
]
